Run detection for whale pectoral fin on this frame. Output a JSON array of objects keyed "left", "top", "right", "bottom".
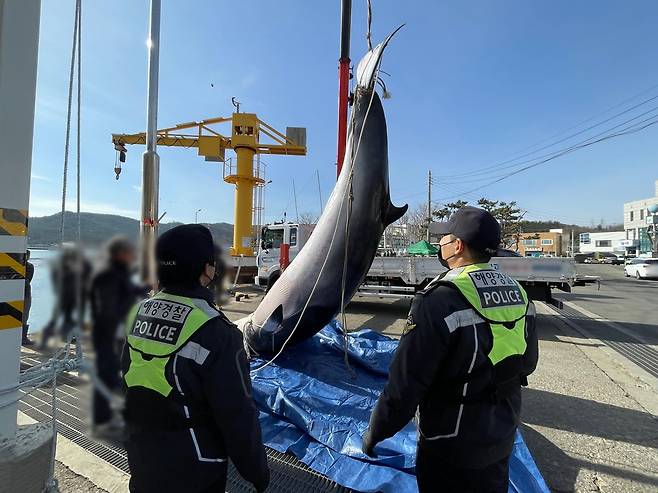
[
  {"left": 262, "top": 304, "right": 284, "bottom": 335},
  {"left": 383, "top": 202, "right": 408, "bottom": 226}
]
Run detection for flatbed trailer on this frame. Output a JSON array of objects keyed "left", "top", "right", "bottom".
[
  {"left": 254, "top": 222, "right": 595, "bottom": 307},
  {"left": 362, "top": 255, "right": 579, "bottom": 306}
]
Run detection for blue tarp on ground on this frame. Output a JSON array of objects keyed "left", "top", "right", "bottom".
[{"left": 251, "top": 321, "right": 549, "bottom": 493}]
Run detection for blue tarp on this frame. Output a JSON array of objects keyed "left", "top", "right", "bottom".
[{"left": 251, "top": 321, "right": 549, "bottom": 493}]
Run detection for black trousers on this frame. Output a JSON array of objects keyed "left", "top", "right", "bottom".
[
  {"left": 92, "top": 337, "right": 121, "bottom": 425},
  {"left": 130, "top": 474, "right": 226, "bottom": 493},
  {"left": 127, "top": 428, "right": 228, "bottom": 493},
  {"left": 416, "top": 447, "right": 510, "bottom": 493}
]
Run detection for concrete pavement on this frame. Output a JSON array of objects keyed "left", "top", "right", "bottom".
[
  {"left": 34, "top": 277, "right": 658, "bottom": 492},
  {"left": 220, "top": 285, "right": 658, "bottom": 492},
  {"left": 557, "top": 263, "right": 658, "bottom": 345},
  {"left": 523, "top": 304, "right": 658, "bottom": 492}
]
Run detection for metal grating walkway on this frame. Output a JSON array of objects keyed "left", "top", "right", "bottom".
[
  {"left": 19, "top": 354, "right": 352, "bottom": 492},
  {"left": 558, "top": 304, "right": 658, "bottom": 379}
]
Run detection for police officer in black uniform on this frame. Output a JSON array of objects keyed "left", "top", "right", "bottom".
[
  {"left": 122, "top": 224, "right": 269, "bottom": 493},
  {"left": 362, "top": 207, "right": 538, "bottom": 493}
]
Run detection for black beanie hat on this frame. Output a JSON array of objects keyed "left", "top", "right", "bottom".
[{"left": 156, "top": 224, "right": 215, "bottom": 286}]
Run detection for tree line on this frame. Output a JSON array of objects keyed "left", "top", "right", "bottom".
[{"left": 400, "top": 199, "right": 622, "bottom": 249}]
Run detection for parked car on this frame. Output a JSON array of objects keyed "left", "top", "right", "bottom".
[
  {"left": 601, "top": 256, "right": 624, "bottom": 265},
  {"left": 624, "top": 258, "right": 658, "bottom": 279},
  {"left": 584, "top": 257, "right": 597, "bottom": 264}
]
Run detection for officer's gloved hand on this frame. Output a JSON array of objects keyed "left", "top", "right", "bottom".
[
  {"left": 362, "top": 428, "right": 378, "bottom": 457},
  {"left": 253, "top": 468, "right": 270, "bottom": 493}
]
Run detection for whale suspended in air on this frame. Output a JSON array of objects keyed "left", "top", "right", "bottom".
[{"left": 242, "top": 29, "right": 407, "bottom": 355}]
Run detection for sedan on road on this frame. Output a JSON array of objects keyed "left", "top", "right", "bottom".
[{"left": 624, "top": 258, "right": 658, "bottom": 279}]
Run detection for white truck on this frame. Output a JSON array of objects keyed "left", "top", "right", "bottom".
[{"left": 255, "top": 222, "right": 587, "bottom": 306}]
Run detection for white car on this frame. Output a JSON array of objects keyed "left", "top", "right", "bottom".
[{"left": 624, "top": 258, "right": 658, "bottom": 279}]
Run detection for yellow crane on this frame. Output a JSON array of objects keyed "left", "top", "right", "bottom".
[{"left": 112, "top": 109, "right": 307, "bottom": 256}]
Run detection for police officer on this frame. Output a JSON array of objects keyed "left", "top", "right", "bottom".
[
  {"left": 122, "top": 224, "right": 269, "bottom": 493},
  {"left": 362, "top": 207, "right": 538, "bottom": 493}
]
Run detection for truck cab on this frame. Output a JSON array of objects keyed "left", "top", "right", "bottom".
[{"left": 256, "top": 222, "right": 313, "bottom": 289}]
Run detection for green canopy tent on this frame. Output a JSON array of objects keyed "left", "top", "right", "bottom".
[{"left": 407, "top": 240, "right": 439, "bottom": 256}]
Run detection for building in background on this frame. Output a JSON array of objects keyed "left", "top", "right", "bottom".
[
  {"left": 380, "top": 224, "right": 409, "bottom": 253},
  {"left": 517, "top": 229, "right": 563, "bottom": 257},
  {"left": 578, "top": 231, "right": 626, "bottom": 256},
  {"left": 623, "top": 180, "right": 658, "bottom": 255}
]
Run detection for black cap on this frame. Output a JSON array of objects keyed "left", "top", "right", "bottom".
[
  {"left": 156, "top": 224, "right": 215, "bottom": 286},
  {"left": 433, "top": 206, "right": 501, "bottom": 252}
]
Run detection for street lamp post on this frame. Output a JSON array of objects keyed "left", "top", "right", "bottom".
[
  {"left": 140, "top": 0, "right": 161, "bottom": 285},
  {"left": 195, "top": 208, "right": 202, "bottom": 224}
]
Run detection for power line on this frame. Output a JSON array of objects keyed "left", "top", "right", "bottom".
[
  {"left": 435, "top": 114, "right": 658, "bottom": 200},
  {"left": 434, "top": 88, "right": 658, "bottom": 181},
  {"left": 432, "top": 103, "right": 658, "bottom": 190}
]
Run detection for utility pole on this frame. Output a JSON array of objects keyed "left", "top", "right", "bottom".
[
  {"left": 140, "top": 0, "right": 161, "bottom": 284},
  {"left": 426, "top": 170, "right": 432, "bottom": 242}
]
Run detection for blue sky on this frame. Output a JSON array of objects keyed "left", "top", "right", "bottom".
[{"left": 30, "top": 0, "right": 658, "bottom": 226}]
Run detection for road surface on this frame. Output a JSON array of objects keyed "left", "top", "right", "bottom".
[{"left": 557, "top": 263, "right": 658, "bottom": 345}]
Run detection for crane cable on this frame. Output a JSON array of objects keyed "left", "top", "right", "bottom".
[
  {"left": 45, "top": 2, "right": 83, "bottom": 490},
  {"left": 59, "top": 0, "right": 80, "bottom": 245},
  {"left": 366, "top": 0, "right": 373, "bottom": 50}
]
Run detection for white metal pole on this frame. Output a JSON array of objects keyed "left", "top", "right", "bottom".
[
  {"left": 140, "top": 0, "right": 161, "bottom": 284},
  {"left": 0, "top": 0, "right": 40, "bottom": 440}
]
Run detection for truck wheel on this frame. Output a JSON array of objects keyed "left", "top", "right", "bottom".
[{"left": 266, "top": 272, "right": 280, "bottom": 292}]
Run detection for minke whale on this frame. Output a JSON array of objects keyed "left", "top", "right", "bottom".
[{"left": 242, "top": 31, "right": 407, "bottom": 355}]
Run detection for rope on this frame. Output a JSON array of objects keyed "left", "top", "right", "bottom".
[
  {"left": 59, "top": 0, "right": 80, "bottom": 245},
  {"left": 45, "top": 364, "right": 59, "bottom": 492},
  {"left": 339, "top": 176, "right": 356, "bottom": 379},
  {"left": 250, "top": 66, "right": 382, "bottom": 374},
  {"left": 74, "top": 0, "right": 84, "bottom": 363},
  {"left": 76, "top": 0, "right": 82, "bottom": 244}
]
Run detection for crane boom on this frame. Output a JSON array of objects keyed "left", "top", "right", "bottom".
[{"left": 112, "top": 112, "right": 307, "bottom": 256}]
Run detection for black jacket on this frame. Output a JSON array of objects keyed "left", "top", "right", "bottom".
[
  {"left": 368, "top": 271, "right": 539, "bottom": 468},
  {"left": 90, "top": 261, "right": 145, "bottom": 345},
  {"left": 121, "top": 284, "right": 269, "bottom": 493}
]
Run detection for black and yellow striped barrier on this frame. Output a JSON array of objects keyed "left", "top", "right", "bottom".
[
  {"left": 0, "top": 207, "right": 28, "bottom": 237},
  {"left": 0, "top": 300, "right": 24, "bottom": 330},
  {"left": 0, "top": 207, "right": 28, "bottom": 330},
  {"left": 0, "top": 252, "right": 26, "bottom": 280}
]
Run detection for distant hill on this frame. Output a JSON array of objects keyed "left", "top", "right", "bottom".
[
  {"left": 28, "top": 212, "right": 233, "bottom": 248},
  {"left": 519, "top": 220, "right": 624, "bottom": 234}
]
